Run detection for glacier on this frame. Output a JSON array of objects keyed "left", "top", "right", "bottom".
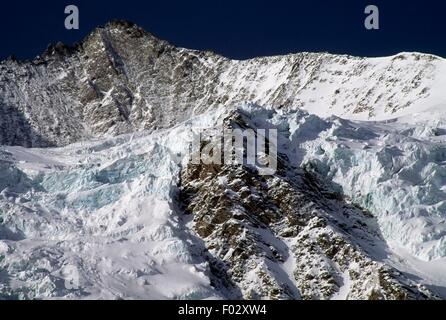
[
  {"left": 2, "top": 21, "right": 446, "bottom": 299},
  {"left": 1, "top": 103, "right": 446, "bottom": 299},
  {"left": 227, "top": 104, "right": 446, "bottom": 262},
  {"left": 302, "top": 112, "right": 446, "bottom": 261},
  {"left": 0, "top": 109, "right": 228, "bottom": 299},
  {"left": 3, "top": 21, "right": 446, "bottom": 148}
]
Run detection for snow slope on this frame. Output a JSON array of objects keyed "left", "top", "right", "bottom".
[
  {"left": 231, "top": 103, "right": 446, "bottom": 263},
  {"left": 234, "top": 104, "right": 446, "bottom": 296}
]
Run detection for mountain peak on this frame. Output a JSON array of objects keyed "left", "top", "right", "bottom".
[
  {"left": 1, "top": 21, "right": 445, "bottom": 148},
  {"left": 98, "top": 19, "right": 165, "bottom": 44},
  {"left": 104, "top": 19, "right": 137, "bottom": 30}
]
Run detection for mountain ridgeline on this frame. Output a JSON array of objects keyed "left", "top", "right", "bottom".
[{"left": 0, "top": 20, "right": 444, "bottom": 147}]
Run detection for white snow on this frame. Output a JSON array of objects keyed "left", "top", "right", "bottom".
[
  {"left": 0, "top": 108, "right": 226, "bottom": 299},
  {"left": 300, "top": 110, "right": 446, "bottom": 261},
  {"left": 214, "top": 52, "right": 446, "bottom": 122}
]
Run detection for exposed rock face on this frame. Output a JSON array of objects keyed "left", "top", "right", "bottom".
[
  {"left": 179, "top": 111, "right": 436, "bottom": 300},
  {"left": 0, "top": 20, "right": 444, "bottom": 147}
]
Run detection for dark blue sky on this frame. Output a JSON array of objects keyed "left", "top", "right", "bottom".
[{"left": 1, "top": 0, "right": 445, "bottom": 60}]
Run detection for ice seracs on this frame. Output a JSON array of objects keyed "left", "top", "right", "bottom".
[{"left": 0, "top": 109, "right": 226, "bottom": 299}]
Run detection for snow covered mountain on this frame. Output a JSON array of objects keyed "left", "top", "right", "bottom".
[
  {"left": 1, "top": 21, "right": 446, "bottom": 300},
  {"left": 2, "top": 21, "right": 446, "bottom": 147}
]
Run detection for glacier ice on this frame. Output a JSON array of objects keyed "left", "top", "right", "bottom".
[
  {"left": 1, "top": 103, "right": 446, "bottom": 299},
  {"left": 0, "top": 109, "right": 226, "bottom": 299},
  {"left": 301, "top": 114, "right": 446, "bottom": 261}
]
